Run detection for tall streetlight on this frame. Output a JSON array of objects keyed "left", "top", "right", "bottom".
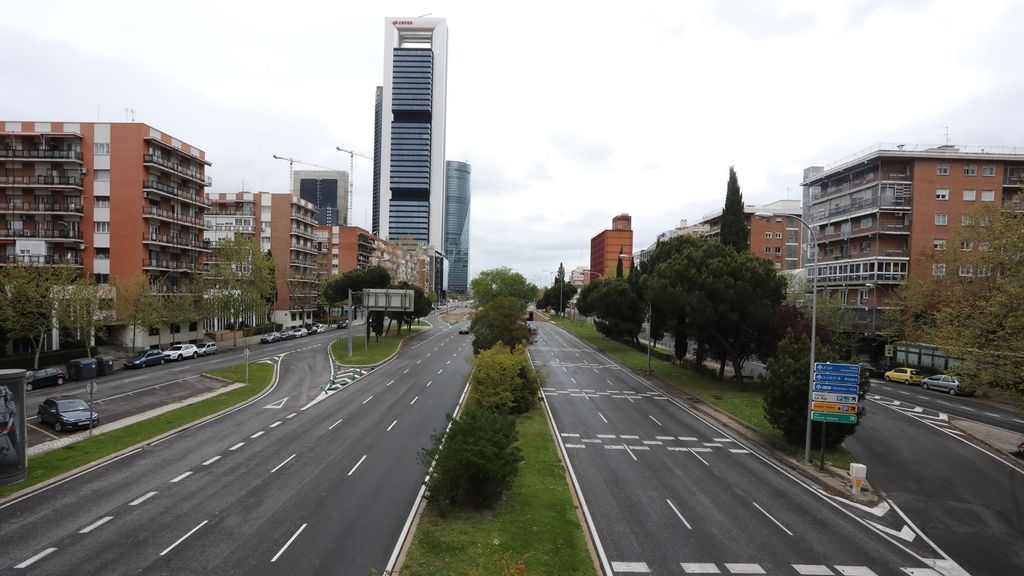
[{"left": 756, "top": 211, "right": 817, "bottom": 464}]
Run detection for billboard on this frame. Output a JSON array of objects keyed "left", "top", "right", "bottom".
[
  {"left": 363, "top": 289, "right": 414, "bottom": 312},
  {"left": 0, "top": 369, "right": 27, "bottom": 485}
]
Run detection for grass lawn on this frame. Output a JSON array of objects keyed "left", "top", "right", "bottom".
[
  {"left": 330, "top": 328, "right": 424, "bottom": 366},
  {"left": 550, "top": 317, "right": 854, "bottom": 470},
  {"left": 402, "top": 405, "right": 594, "bottom": 575},
  {"left": 0, "top": 363, "right": 274, "bottom": 500}
]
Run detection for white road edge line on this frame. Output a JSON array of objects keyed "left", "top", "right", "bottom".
[
  {"left": 649, "top": 415, "right": 663, "bottom": 427},
  {"left": 665, "top": 499, "right": 692, "bottom": 529},
  {"left": 271, "top": 454, "right": 297, "bottom": 474},
  {"left": 348, "top": 454, "right": 367, "bottom": 476},
  {"left": 623, "top": 445, "right": 638, "bottom": 461},
  {"left": 752, "top": 501, "right": 793, "bottom": 536},
  {"left": 14, "top": 547, "right": 57, "bottom": 569},
  {"left": 160, "top": 520, "right": 208, "bottom": 556},
  {"left": 329, "top": 418, "right": 344, "bottom": 430},
  {"left": 129, "top": 491, "right": 158, "bottom": 506},
  {"left": 79, "top": 516, "right": 114, "bottom": 534},
  {"left": 271, "top": 523, "right": 308, "bottom": 562},
  {"left": 387, "top": 420, "right": 397, "bottom": 432}
]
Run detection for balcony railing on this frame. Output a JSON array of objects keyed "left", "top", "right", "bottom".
[
  {"left": 143, "top": 154, "right": 212, "bottom": 186},
  {"left": 811, "top": 195, "right": 912, "bottom": 222},
  {"left": 0, "top": 228, "right": 83, "bottom": 240},
  {"left": 1, "top": 254, "right": 82, "bottom": 266},
  {"left": 290, "top": 258, "right": 317, "bottom": 267},
  {"left": 290, "top": 210, "right": 318, "bottom": 225},
  {"left": 290, "top": 242, "right": 317, "bottom": 253},
  {"left": 0, "top": 175, "right": 83, "bottom": 188},
  {"left": 1, "top": 201, "right": 83, "bottom": 214},
  {"left": 143, "top": 233, "right": 212, "bottom": 251},
  {"left": 143, "top": 180, "right": 211, "bottom": 207},
  {"left": 0, "top": 149, "right": 83, "bottom": 161},
  {"left": 206, "top": 209, "right": 255, "bottom": 217},
  {"left": 142, "top": 258, "right": 202, "bottom": 272},
  {"left": 143, "top": 206, "right": 207, "bottom": 228},
  {"left": 817, "top": 220, "right": 909, "bottom": 242},
  {"left": 291, "top": 225, "right": 317, "bottom": 239}
]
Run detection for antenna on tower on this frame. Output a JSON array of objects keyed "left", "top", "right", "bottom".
[{"left": 941, "top": 126, "right": 951, "bottom": 145}]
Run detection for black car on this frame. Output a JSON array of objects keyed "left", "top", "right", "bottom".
[
  {"left": 25, "top": 367, "right": 66, "bottom": 391},
  {"left": 37, "top": 396, "right": 98, "bottom": 432},
  {"left": 859, "top": 362, "right": 886, "bottom": 379},
  {"left": 458, "top": 328, "right": 470, "bottom": 335},
  {"left": 124, "top": 349, "right": 165, "bottom": 369}
]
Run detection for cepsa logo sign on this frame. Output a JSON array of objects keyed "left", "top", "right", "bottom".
[{"left": 392, "top": 20, "right": 413, "bottom": 26}]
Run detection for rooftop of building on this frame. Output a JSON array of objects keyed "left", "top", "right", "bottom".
[
  {"left": 699, "top": 198, "right": 802, "bottom": 223},
  {"left": 803, "top": 143, "right": 1024, "bottom": 185}
]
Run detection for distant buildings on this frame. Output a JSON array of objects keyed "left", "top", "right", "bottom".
[
  {"left": 444, "top": 160, "right": 471, "bottom": 294},
  {"left": 590, "top": 214, "right": 633, "bottom": 280},
  {"left": 698, "top": 199, "right": 803, "bottom": 271},
  {"left": 294, "top": 170, "right": 347, "bottom": 226}
]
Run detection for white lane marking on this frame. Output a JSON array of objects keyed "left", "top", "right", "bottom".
[
  {"left": 610, "top": 561, "right": 651, "bottom": 573},
  {"left": 593, "top": 368, "right": 599, "bottom": 373},
  {"left": 678, "top": 436, "right": 698, "bottom": 441},
  {"left": 79, "top": 516, "right": 114, "bottom": 534},
  {"left": 599, "top": 412, "right": 609, "bottom": 424},
  {"left": 729, "top": 448, "right": 752, "bottom": 454},
  {"left": 202, "top": 456, "right": 221, "bottom": 466},
  {"left": 680, "top": 563, "right": 721, "bottom": 573},
  {"left": 329, "top": 418, "right": 344, "bottom": 430},
  {"left": 427, "top": 380, "right": 432, "bottom": 387},
  {"left": 571, "top": 377, "right": 577, "bottom": 384},
  {"left": 271, "top": 454, "right": 297, "bottom": 474},
  {"left": 363, "top": 395, "right": 373, "bottom": 404},
  {"left": 620, "top": 434, "right": 639, "bottom": 439},
  {"left": 403, "top": 369, "right": 410, "bottom": 374},
  {"left": 713, "top": 437, "right": 734, "bottom": 442},
  {"left": 627, "top": 445, "right": 650, "bottom": 451},
  {"left": 170, "top": 471, "right": 193, "bottom": 483},
  {"left": 14, "top": 547, "right": 58, "bottom": 568},
  {"left": 704, "top": 442, "right": 723, "bottom": 447},
  {"left": 656, "top": 435, "right": 675, "bottom": 440},
  {"left": 625, "top": 395, "right": 635, "bottom": 403},
  {"left": 160, "top": 520, "right": 209, "bottom": 556},
  {"left": 129, "top": 491, "right": 158, "bottom": 506},
  {"left": 416, "top": 360, "right": 422, "bottom": 364},
  {"left": 642, "top": 440, "right": 663, "bottom": 445},
  {"left": 565, "top": 444, "right": 586, "bottom": 448},
  {"left": 446, "top": 360, "right": 451, "bottom": 365},
  {"left": 597, "top": 434, "right": 616, "bottom": 438},
  {"left": 426, "top": 352, "right": 432, "bottom": 357},
  {"left": 582, "top": 438, "right": 603, "bottom": 443},
  {"left": 649, "top": 415, "right": 663, "bottom": 426},
  {"left": 250, "top": 431, "right": 265, "bottom": 439},
  {"left": 229, "top": 442, "right": 245, "bottom": 451},
  {"left": 387, "top": 380, "right": 395, "bottom": 387},
  {"left": 665, "top": 498, "right": 692, "bottom": 529},
  {"left": 410, "top": 395, "right": 419, "bottom": 405},
  {"left": 898, "top": 567, "right": 942, "bottom": 575},
  {"left": 438, "top": 369, "right": 443, "bottom": 374},
  {"left": 834, "top": 567, "right": 878, "bottom": 576},
  {"left": 561, "top": 433, "right": 581, "bottom": 437},
  {"left": 752, "top": 501, "right": 793, "bottom": 536},
  {"left": 286, "top": 413, "right": 297, "bottom": 419},
  {"left": 271, "top": 523, "right": 308, "bottom": 562},
  {"left": 269, "top": 421, "right": 282, "bottom": 428},
  {"left": 387, "top": 420, "right": 397, "bottom": 432},
  {"left": 724, "top": 564, "right": 765, "bottom": 574},
  {"left": 793, "top": 566, "right": 834, "bottom": 575},
  {"left": 983, "top": 412, "right": 1000, "bottom": 417},
  {"left": 605, "top": 445, "right": 626, "bottom": 450},
  {"left": 453, "top": 352, "right": 458, "bottom": 357},
  {"left": 689, "top": 448, "right": 710, "bottom": 466},
  {"left": 348, "top": 454, "right": 367, "bottom": 476},
  {"left": 623, "top": 445, "right": 638, "bottom": 461}
]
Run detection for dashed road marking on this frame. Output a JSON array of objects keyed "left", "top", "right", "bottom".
[
  {"left": 14, "top": 547, "right": 58, "bottom": 569},
  {"left": 170, "top": 471, "right": 193, "bottom": 483},
  {"left": 793, "top": 566, "right": 834, "bottom": 575},
  {"left": 202, "top": 456, "right": 221, "bottom": 466},
  {"left": 410, "top": 396, "right": 419, "bottom": 405},
  {"left": 271, "top": 523, "right": 308, "bottom": 563},
  {"left": 347, "top": 454, "right": 367, "bottom": 476},
  {"left": 79, "top": 516, "right": 114, "bottom": 534},
  {"left": 610, "top": 561, "right": 650, "bottom": 573},
  {"left": 250, "top": 431, "right": 265, "bottom": 438},
  {"left": 724, "top": 563, "right": 766, "bottom": 574},
  {"left": 229, "top": 442, "right": 245, "bottom": 451},
  {"left": 269, "top": 421, "right": 282, "bottom": 428},
  {"left": 680, "top": 563, "right": 720, "bottom": 573},
  {"left": 129, "top": 491, "right": 158, "bottom": 506}
]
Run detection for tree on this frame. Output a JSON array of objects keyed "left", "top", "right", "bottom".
[
  {"left": 386, "top": 281, "right": 431, "bottom": 335},
  {"left": 719, "top": 166, "right": 749, "bottom": 252},
  {"left": 0, "top": 264, "right": 80, "bottom": 368},
  {"left": 470, "top": 267, "right": 536, "bottom": 310},
  {"left": 470, "top": 296, "right": 532, "bottom": 355},
  {"left": 474, "top": 344, "right": 540, "bottom": 414},
  {"left": 576, "top": 278, "right": 645, "bottom": 343},
  {"left": 112, "top": 273, "right": 161, "bottom": 353},
  {"left": 56, "top": 277, "right": 113, "bottom": 357},
  {"left": 203, "top": 236, "right": 276, "bottom": 347},
  {"left": 615, "top": 249, "right": 624, "bottom": 278},
  {"left": 762, "top": 332, "right": 865, "bottom": 448},
  {"left": 323, "top": 265, "right": 392, "bottom": 341},
  {"left": 537, "top": 264, "right": 577, "bottom": 317}
]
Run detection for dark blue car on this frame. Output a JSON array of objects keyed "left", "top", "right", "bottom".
[{"left": 124, "top": 349, "right": 165, "bottom": 368}]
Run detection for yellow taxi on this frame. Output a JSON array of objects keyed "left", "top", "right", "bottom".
[{"left": 884, "top": 367, "right": 923, "bottom": 384}]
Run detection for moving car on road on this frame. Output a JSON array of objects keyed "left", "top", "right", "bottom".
[
  {"left": 336, "top": 320, "right": 349, "bottom": 329},
  {"left": 260, "top": 332, "right": 281, "bottom": 343},
  {"left": 164, "top": 344, "right": 199, "bottom": 361},
  {"left": 921, "top": 374, "right": 975, "bottom": 396},
  {"left": 458, "top": 327, "right": 470, "bottom": 335},
  {"left": 37, "top": 396, "right": 98, "bottom": 432},
  {"left": 196, "top": 342, "right": 218, "bottom": 356},
  {"left": 124, "top": 349, "right": 165, "bottom": 368},
  {"left": 25, "top": 367, "right": 66, "bottom": 391},
  {"left": 884, "top": 367, "right": 923, "bottom": 385}
]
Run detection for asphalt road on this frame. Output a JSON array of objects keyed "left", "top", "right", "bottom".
[
  {"left": 868, "top": 380, "right": 1024, "bottom": 435},
  {"left": 0, "top": 316, "right": 473, "bottom": 575},
  {"left": 531, "top": 321, "right": 967, "bottom": 576},
  {"left": 847, "top": 394, "right": 1024, "bottom": 576}
]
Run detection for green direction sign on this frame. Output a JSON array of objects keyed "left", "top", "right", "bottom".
[{"left": 812, "top": 411, "right": 857, "bottom": 424}]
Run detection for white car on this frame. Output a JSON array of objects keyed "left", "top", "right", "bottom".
[
  {"left": 294, "top": 327, "right": 308, "bottom": 338},
  {"left": 196, "top": 342, "right": 218, "bottom": 356},
  {"left": 164, "top": 344, "right": 199, "bottom": 361}
]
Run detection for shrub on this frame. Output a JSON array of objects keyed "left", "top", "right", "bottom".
[
  {"left": 474, "top": 344, "right": 540, "bottom": 414},
  {"left": 419, "top": 407, "right": 522, "bottom": 512}
]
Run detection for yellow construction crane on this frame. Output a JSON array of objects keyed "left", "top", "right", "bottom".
[{"left": 336, "top": 147, "right": 371, "bottom": 228}]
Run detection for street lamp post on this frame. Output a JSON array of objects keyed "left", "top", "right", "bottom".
[{"left": 756, "top": 211, "right": 817, "bottom": 464}]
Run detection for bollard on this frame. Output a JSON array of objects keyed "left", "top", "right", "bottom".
[{"left": 850, "top": 463, "right": 867, "bottom": 495}]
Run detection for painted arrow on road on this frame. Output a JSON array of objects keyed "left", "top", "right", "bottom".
[{"left": 264, "top": 397, "right": 289, "bottom": 409}]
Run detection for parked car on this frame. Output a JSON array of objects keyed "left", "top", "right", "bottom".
[
  {"left": 884, "top": 367, "right": 923, "bottom": 385},
  {"left": 279, "top": 329, "right": 296, "bottom": 341},
  {"left": 25, "top": 367, "right": 66, "bottom": 391},
  {"left": 859, "top": 362, "right": 886, "bottom": 379},
  {"left": 458, "top": 328, "right": 470, "bottom": 335},
  {"left": 308, "top": 324, "right": 324, "bottom": 335},
  {"left": 336, "top": 320, "right": 349, "bottom": 329},
  {"left": 921, "top": 374, "right": 975, "bottom": 396},
  {"left": 164, "top": 344, "right": 199, "bottom": 361},
  {"left": 196, "top": 342, "right": 218, "bottom": 356},
  {"left": 260, "top": 331, "right": 281, "bottom": 343},
  {"left": 37, "top": 396, "right": 98, "bottom": 432},
  {"left": 124, "top": 349, "right": 166, "bottom": 368},
  {"left": 293, "top": 327, "right": 308, "bottom": 338}
]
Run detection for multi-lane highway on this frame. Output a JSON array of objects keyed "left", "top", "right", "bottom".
[
  {"left": 531, "top": 321, "right": 969, "bottom": 576},
  {"left": 1, "top": 317, "right": 473, "bottom": 575}
]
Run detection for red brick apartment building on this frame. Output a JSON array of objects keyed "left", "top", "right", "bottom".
[
  {"left": 1, "top": 121, "right": 211, "bottom": 349},
  {"left": 590, "top": 214, "right": 633, "bottom": 280},
  {"left": 802, "top": 144, "right": 1024, "bottom": 332},
  {"left": 317, "top": 225, "right": 378, "bottom": 276},
  {"left": 699, "top": 199, "right": 803, "bottom": 271}
]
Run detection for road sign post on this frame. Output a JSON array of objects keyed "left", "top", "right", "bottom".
[
  {"left": 87, "top": 380, "right": 97, "bottom": 437},
  {"left": 810, "top": 362, "right": 860, "bottom": 469}
]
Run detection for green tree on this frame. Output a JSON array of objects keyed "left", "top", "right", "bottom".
[
  {"left": 202, "top": 236, "right": 276, "bottom": 347},
  {"left": 576, "top": 278, "right": 645, "bottom": 343},
  {"left": 55, "top": 277, "right": 113, "bottom": 357},
  {"left": 538, "top": 264, "right": 577, "bottom": 316},
  {"left": 719, "top": 166, "right": 749, "bottom": 252},
  {"left": 112, "top": 273, "right": 161, "bottom": 353},
  {"left": 470, "top": 296, "right": 532, "bottom": 354},
  {"left": 0, "top": 263, "right": 80, "bottom": 368},
  {"left": 323, "top": 265, "right": 392, "bottom": 341},
  {"left": 470, "top": 267, "right": 537, "bottom": 310},
  {"left": 474, "top": 344, "right": 540, "bottom": 414},
  {"left": 616, "top": 249, "right": 624, "bottom": 278},
  {"left": 419, "top": 407, "right": 522, "bottom": 512},
  {"left": 386, "top": 281, "right": 431, "bottom": 335}
]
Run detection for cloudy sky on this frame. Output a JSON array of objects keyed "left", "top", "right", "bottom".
[{"left": 4, "top": 0, "right": 1023, "bottom": 288}]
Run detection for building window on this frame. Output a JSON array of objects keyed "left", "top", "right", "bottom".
[
  {"left": 774, "top": 247, "right": 782, "bottom": 255},
  {"left": 860, "top": 241, "right": 871, "bottom": 252},
  {"left": 764, "top": 232, "right": 771, "bottom": 239},
  {"left": 94, "top": 248, "right": 110, "bottom": 259},
  {"left": 93, "top": 273, "right": 109, "bottom": 284},
  {"left": 775, "top": 232, "right": 782, "bottom": 239},
  {"left": 935, "top": 188, "right": 949, "bottom": 200},
  {"left": 763, "top": 246, "right": 771, "bottom": 254},
  {"left": 148, "top": 327, "right": 160, "bottom": 336},
  {"left": 94, "top": 143, "right": 110, "bottom": 155},
  {"left": 960, "top": 240, "right": 973, "bottom": 251},
  {"left": 933, "top": 239, "right": 947, "bottom": 251},
  {"left": 980, "top": 215, "right": 992, "bottom": 227},
  {"left": 963, "top": 189, "right": 976, "bottom": 201},
  {"left": 936, "top": 163, "right": 950, "bottom": 176},
  {"left": 935, "top": 213, "right": 948, "bottom": 225},
  {"left": 933, "top": 263, "right": 946, "bottom": 277},
  {"left": 982, "top": 164, "right": 996, "bottom": 177},
  {"left": 962, "top": 214, "right": 974, "bottom": 226},
  {"left": 977, "top": 266, "right": 991, "bottom": 277},
  {"left": 958, "top": 265, "right": 973, "bottom": 277},
  {"left": 981, "top": 189, "right": 995, "bottom": 202},
  {"left": 860, "top": 289, "right": 870, "bottom": 304},
  {"left": 95, "top": 222, "right": 110, "bottom": 233},
  {"left": 94, "top": 197, "right": 110, "bottom": 207},
  {"left": 963, "top": 164, "right": 977, "bottom": 176},
  {"left": 94, "top": 169, "right": 110, "bottom": 182},
  {"left": 860, "top": 216, "right": 873, "bottom": 228}
]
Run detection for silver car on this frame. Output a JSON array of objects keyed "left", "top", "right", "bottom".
[{"left": 921, "top": 374, "right": 974, "bottom": 396}]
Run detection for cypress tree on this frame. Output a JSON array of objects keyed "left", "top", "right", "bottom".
[{"left": 720, "top": 166, "right": 749, "bottom": 252}]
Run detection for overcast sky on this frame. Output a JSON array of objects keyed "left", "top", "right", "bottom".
[{"left": 4, "top": 0, "right": 1023, "bottom": 288}]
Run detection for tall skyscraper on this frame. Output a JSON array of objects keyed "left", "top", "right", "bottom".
[
  {"left": 444, "top": 160, "right": 471, "bottom": 293},
  {"left": 374, "top": 17, "right": 448, "bottom": 247},
  {"left": 293, "top": 170, "right": 348, "bottom": 226}
]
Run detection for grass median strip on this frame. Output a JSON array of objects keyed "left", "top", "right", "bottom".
[
  {"left": 330, "top": 328, "right": 424, "bottom": 366},
  {"left": 0, "top": 363, "right": 273, "bottom": 500},
  {"left": 402, "top": 405, "right": 594, "bottom": 575}
]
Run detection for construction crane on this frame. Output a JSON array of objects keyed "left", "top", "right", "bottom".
[
  {"left": 336, "top": 147, "right": 371, "bottom": 228},
  {"left": 271, "top": 154, "right": 342, "bottom": 195}
]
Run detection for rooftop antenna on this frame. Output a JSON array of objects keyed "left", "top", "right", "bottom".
[
  {"left": 941, "top": 126, "right": 951, "bottom": 145},
  {"left": 125, "top": 107, "right": 135, "bottom": 122}
]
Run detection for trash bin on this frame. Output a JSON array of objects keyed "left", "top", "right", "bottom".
[
  {"left": 94, "top": 355, "right": 114, "bottom": 376},
  {"left": 528, "top": 311, "right": 534, "bottom": 321},
  {"left": 67, "top": 358, "right": 98, "bottom": 381}
]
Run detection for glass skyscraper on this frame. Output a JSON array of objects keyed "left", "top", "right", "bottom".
[{"left": 444, "top": 160, "right": 471, "bottom": 293}]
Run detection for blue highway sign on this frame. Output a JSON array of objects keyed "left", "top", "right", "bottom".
[
  {"left": 813, "top": 383, "right": 860, "bottom": 394},
  {"left": 813, "top": 373, "right": 860, "bottom": 384},
  {"left": 814, "top": 362, "right": 860, "bottom": 375}
]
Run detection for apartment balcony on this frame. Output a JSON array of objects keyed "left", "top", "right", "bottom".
[
  {"left": 1, "top": 201, "right": 83, "bottom": 215},
  {"left": 0, "top": 149, "right": 83, "bottom": 162},
  {"left": 810, "top": 257, "right": 909, "bottom": 286},
  {"left": 143, "top": 180, "right": 211, "bottom": 208},
  {"left": 0, "top": 227, "right": 83, "bottom": 242},
  {"left": 143, "top": 154, "right": 212, "bottom": 186},
  {"left": 207, "top": 224, "right": 255, "bottom": 234},
  {"left": 143, "top": 232, "right": 212, "bottom": 251},
  {"left": 0, "top": 175, "right": 83, "bottom": 189},
  {"left": 813, "top": 173, "right": 912, "bottom": 201},
  {"left": 290, "top": 210, "right": 318, "bottom": 226},
  {"left": 817, "top": 219, "right": 909, "bottom": 242},
  {"left": 290, "top": 225, "right": 317, "bottom": 240},
  {"left": 205, "top": 208, "right": 255, "bottom": 217},
  {"left": 290, "top": 241, "right": 318, "bottom": 254},
  {"left": 144, "top": 206, "right": 207, "bottom": 229},
  {"left": 290, "top": 258, "right": 317, "bottom": 268},
  {"left": 142, "top": 258, "right": 202, "bottom": 273},
  {"left": 0, "top": 254, "right": 82, "bottom": 266},
  {"left": 810, "top": 194, "right": 912, "bottom": 223}
]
